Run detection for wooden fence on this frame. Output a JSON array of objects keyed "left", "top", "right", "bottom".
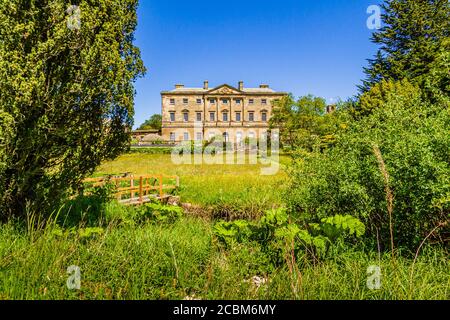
[{"left": 83, "top": 174, "right": 179, "bottom": 205}]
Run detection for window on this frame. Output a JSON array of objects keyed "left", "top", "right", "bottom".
[
  {"left": 249, "top": 112, "right": 254, "bottom": 122},
  {"left": 196, "top": 112, "right": 202, "bottom": 122},
  {"left": 170, "top": 99, "right": 175, "bottom": 105},
  {"left": 209, "top": 99, "right": 215, "bottom": 105},
  {"left": 197, "top": 99, "right": 202, "bottom": 104},
  {"left": 223, "top": 112, "right": 228, "bottom": 122},
  {"left": 170, "top": 112, "right": 175, "bottom": 122},
  {"left": 183, "top": 98, "right": 189, "bottom": 104},
  {"left": 183, "top": 112, "right": 189, "bottom": 122},
  {"left": 235, "top": 112, "right": 241, "bottom": 122},
  {"left": 236, "top": 132, "right": 243, "bottom": 143},
  {"left": 184, "top": 132, "right": 189, "bottom": 141},
  {"left": 196, "top": 132, "right": 203, "bottom": 141},
  {"left": 261, "top": 131, "right": 268, "bottom": 140},
  {"left": 235, "top": 99, "right": 241, "bottom": 104},
  {"left": 170, "top": 132, "right": 176, "bottom": 141},
  {"left": 222, "top": 99, "right": 228, "bottom": 104},
  {"left": 249, "top": 99, "right": 254, "bottom": 104},
  {"left": 223, "top": 132, "right": 229, "bottom": 142},
  {"left": 262, "top": 99, "right": 267, "bottom": 105},
  {"left": 261, "top": 112, "right": 267, "bottom": 122},
  {"left": 210, "top": 112, "right": 215, "bottom": 121}
]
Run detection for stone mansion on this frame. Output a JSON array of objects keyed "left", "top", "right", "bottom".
[{"left": 161, "top": 81, "right": 287, "bottom": 142}]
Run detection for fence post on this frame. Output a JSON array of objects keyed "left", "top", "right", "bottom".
[
  {"left": 115, "top": 179, "right": 120, "bottom": 201},
  {"left": 139, "top": 176, "right": 143, "bottom": 204},
  {"left": 159, "top": 174, "right": 163, "bottom": 198},
  {"left": 130, "top": 177, "right": 134, "bottom": 200}
]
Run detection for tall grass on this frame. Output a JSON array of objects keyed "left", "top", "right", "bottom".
[
  {"left": 0, "top": 216, "right": 212, "bottom": 300},
  {"left": 0, "top": 208, "right": 448, "bottom": 300}
]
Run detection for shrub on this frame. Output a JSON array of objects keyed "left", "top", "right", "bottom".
[
  {"left": 135, "top": 202, "right": 183, "bottom": 224},
  {"left": 355, "top": 79, "right": 422, "bottom": 119},
  {"left": 129, "top": 147, "right": 174, "bottom": 155},
  {"left": 213, "top": 208, "right": 366, "bottom": 265},
  {"left": 286, "top": 85, "right": 450, "bottom": 250}
]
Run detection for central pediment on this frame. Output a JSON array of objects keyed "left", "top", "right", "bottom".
[{"left": 207, "top": 84, "right": 242, "bottom": 95}]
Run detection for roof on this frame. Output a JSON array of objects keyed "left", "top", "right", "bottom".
[
  {"left": 142, "top": 134, "right": 163, "bottom": 142},
  {"left": 171, "top": 88, "right": 205, "bottom": 92},
  {"left": 161, "top": 83, "right": 286, "bottom": 95},
  {"left": 242, "top": 88, "right": 276, "bottom": 93},
  {"left": 131, "top": 129, "right": 160, "bottom": 134}
]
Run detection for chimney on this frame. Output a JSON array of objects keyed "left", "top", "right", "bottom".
[
  {"left": 238, "top": 81, "right": 244, "bottom": 90},
  {"left": 203, "top": 81, "right": 209, "bottom": 90},
  {"left": 175, "top": 84, "right": 184, "bottom": 89},
  {"left": 259, "top": 84, "right": 269, "bottom": 89}
]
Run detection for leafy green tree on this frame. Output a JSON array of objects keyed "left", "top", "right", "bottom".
[
  {"left": 138, "top": 114, "right": 162, "bottom": 131},
  {"left": 354, "top": 79, "right": 422, "bottom": 118},
  {"left": 0, "top": 0, "right": 145, "bottom": 219},
  {"left": 270, "top": 94, "right": 335, "bottom": 150},
  {"left": 361, "top": 0, "right": 449, "bottom": 100}
]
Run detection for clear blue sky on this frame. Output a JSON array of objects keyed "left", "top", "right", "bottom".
[{"left": 133, "top": 0, "right": 382, "bottom": 128}]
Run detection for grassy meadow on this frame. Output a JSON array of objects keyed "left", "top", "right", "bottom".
[
  {"left": 96, "top": 153, "right": 290, "bottom": 219},
  {"left": 0, "top": 152, "right": 448, "bottom": 300}
]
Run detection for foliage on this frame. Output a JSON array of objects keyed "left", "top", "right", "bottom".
[
  {"left": 0, "top": 0, "right": 145, "bottom": 220},
  {"left": 353, "top": 79, "right": 422, "bottom": 118},
  {"left": 286, "top": 85, "right": 450, "bottom": 250},
  {"left": 318, "top": 215, "right": 366, "bottom": 241},
  {"left": 269, "top": 94, "right": 339, "bottom": 151},
  {"left": 361, "top": 0, "right": 450, "bottom": 102},
  {"left": 213, "top": 220, "right": 255, "bottom": 246},
  {"left": 0, "top": 111, "right": 14, "bottom": 202},
  {"left": 51, "top": 226, "right": 104, "bottom": 241},
  {"left": 135, "top": 202, "right": 183, "bottom": 224},
  {"left": 137, "top": 114, "right": 162, "bottom": 131},
  {"left": 129, "top": 147, "right": 174, "bottom": 154},
  {"left": 213, "top": 208, "right": 366, "bottom": 262}
]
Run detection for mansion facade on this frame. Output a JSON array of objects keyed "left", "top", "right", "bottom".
[{"left": 161, "top": 81, "right": 287, "bottom": 142}]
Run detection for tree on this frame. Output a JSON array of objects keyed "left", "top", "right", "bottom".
[
  {"left": 269, "top": 94, "right": 330, "bottom": 150},
  {"left": 138, "top": 114, "right": 162, "bottom": 131},
  {"left": 0, "top": 0, "right": 145, "bottom": 219},
  {"left": 353, "top": 79, "right": 422, "bottom": 118},
  {"left": 361, "top": 0, "right": 449, "bottom": 100}
]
